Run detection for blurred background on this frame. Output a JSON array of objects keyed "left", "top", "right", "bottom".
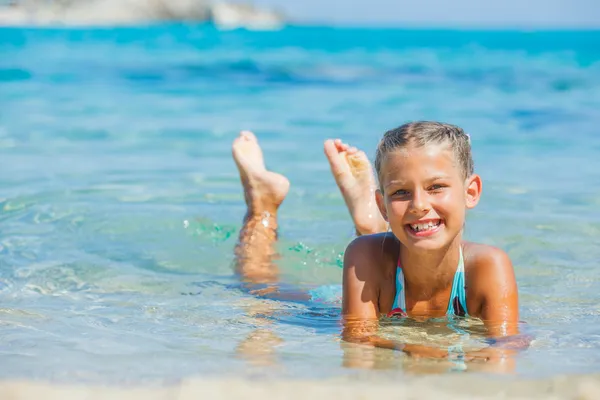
[
  {"left": 255, "top": 0, "right": 600, "bottom": 27},
  {"left": 1, "top": 0, "right": 600, "bottom": 386},
  {"left": 1, "top": 0, "right": 599, "bottom": 27}
]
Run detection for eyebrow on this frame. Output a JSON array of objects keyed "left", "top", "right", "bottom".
[
  {"left": 383, "top": 175, "right": 451, "bottom": 189},
  {"left": 426, "top": 175, "right": 451, "bottom": 181},
  {"left": 384, "top": 180, "right": 404, "bottom": 189}
]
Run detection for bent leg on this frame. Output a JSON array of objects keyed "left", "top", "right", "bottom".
[
  {"left": 232, "top": 131, "right": 289, "bottom": 284},
  {"left": 324, "top": 139, "right": 387, "bottom": 235}
]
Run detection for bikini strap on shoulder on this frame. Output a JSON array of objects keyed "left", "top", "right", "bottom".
[{"left": 447, "top": 246, "right": 468, "bottom": 317}]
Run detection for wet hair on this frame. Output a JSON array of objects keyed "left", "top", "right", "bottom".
[{"left": 374, "top": 121, "right": 474, "bottom": 190}]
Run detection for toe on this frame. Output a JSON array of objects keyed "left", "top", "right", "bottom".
[
  {"left": 240, "top": 130, "right": 256, "bottom": 141},
  {"left": 324, "top": 141, "right": 347, "bottom": 174},
  {"left": 324, "top": 139, "right": 339, "bottom": 159}
]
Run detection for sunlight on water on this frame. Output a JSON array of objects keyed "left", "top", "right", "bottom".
[{"left": 0, "top": 25, "right": 600, "bottom": 384}]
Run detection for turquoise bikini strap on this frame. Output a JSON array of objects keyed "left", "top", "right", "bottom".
[
  {"left": 446, "top": 247, "right": 468, "bottom": 317},
  {"left": 392, "top": 266, "right": 405, "bottom": 311}
]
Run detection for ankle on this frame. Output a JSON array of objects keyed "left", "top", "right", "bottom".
[
  {"left": 245, "top": 209, "right": 278, "bottom": 226},
  {"left": 246, "top": 199, "right": 280, "bottom": 215}
]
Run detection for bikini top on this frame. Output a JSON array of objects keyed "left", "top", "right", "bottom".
[{"left": 387, "top": 247, "right": 468, "bottom": 318}]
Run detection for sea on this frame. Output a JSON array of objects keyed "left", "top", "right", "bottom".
[{"left": 1, "top": 25, "right": 600, "bottom": 385}]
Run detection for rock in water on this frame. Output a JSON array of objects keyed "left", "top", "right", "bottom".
[{"left": 0, "top": 0, "right": 285, "bottom": 28}]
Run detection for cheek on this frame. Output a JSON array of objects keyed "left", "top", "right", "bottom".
[
  {"left": 436, "top": 190, "right": 466, "bottom": 218},
  {"left": 386, "top": 199, "right": 407, "bottom": 218}
]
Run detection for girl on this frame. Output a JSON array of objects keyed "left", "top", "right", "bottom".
[{"left": 232, "top": 121, "right": 523, "bottom": 362}]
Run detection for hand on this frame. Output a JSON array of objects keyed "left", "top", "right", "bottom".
[
  {"left": 400, "top": 343, "right": 451, "bottom": 359},
  {"left": 463, "top": 347, "right": 516, "bottom": 363}
]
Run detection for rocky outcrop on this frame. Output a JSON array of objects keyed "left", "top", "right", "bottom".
[
  {"left": 0, "top": 0, "right": 284, "bottom": 28},
  {"left": 209, "top": 2, "right": 283, "bottom": 30}
]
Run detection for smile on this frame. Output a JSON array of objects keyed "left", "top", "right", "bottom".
[{"left": 406, "top": 219, "right": 443, "bottom": 237}]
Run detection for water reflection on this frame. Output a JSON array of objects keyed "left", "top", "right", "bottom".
[
  {"left": 340, "top": 317, "right": 519, "bottom": 374},
  {"left": 235, "top": 300, "right": 283, "bottom": 368},
  {"left": 341, "top": 341, "right": 516, "bottom": 374}
]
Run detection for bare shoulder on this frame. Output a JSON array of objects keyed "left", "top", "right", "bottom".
[
  {"left": 462, "top": 242, "right": 520, "bottom": 328},
  {"left": 344, "top": 232, "right": 399, "bottom": 281},
  {"left": 462, "top": 242, "right": 518, "bottom": 313},
  {"left": 463, "top": 242, "right": 515, "bottom": 284},
  {"left": 344, "top": 232, "right": 400, "bottom": 274},
  {"left": 463, "top": 242, "right": 512, "bottom": 272},
  {"left": 342, "top": 232, "right": 398, "bottom": 317}
]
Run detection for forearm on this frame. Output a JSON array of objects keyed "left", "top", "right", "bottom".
[
  {"left": 482, "top": 316, "right": 531, "bottom": 351},
  {"left": 343, "top": 326, "right": 526, "bottom": 362},
  {"left": 484, "top": 333, "right": 533, "bottom": 350},
  {"left": 342, "top": 326, "right": 450, "bottom": 358}
]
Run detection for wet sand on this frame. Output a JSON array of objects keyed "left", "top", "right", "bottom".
[{"left": 1, "top": 374, "right": 599, "bottom": 400}]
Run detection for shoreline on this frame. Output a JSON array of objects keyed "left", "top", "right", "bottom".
[{"left": 1, "top": 374, "right": 600, "bottom": 400}]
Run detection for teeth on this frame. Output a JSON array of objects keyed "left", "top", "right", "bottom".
[{"left": 410, "top": 220, "right": 440, "bottom": 232}]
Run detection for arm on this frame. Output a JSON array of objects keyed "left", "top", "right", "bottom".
[
  {"left": 342, "top": 235, "right": 407, "bottom": 349},
  {"left": 341, "top": 235, "right": 381, "bottom": 343},
  {"left": 464, "top": 246, "right": 531, "bottom": 361},
  {"left": 475, "top": 247, "right": 520, "bottom": 337}
]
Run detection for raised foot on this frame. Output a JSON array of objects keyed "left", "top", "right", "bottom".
[
  {"left": 233, "top": 131, "right": 290, "bottom": 215},
  {"left": 324, "top": 139, "right": 386, "bottom": 235}
]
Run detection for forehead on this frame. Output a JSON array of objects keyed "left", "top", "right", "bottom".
[{"left": 379, "top": 144, "right": 461, "bottom": 183}]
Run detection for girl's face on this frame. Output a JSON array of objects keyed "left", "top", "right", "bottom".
[{"left": 376, "top": 143, "right": 481, "bottom": 251}]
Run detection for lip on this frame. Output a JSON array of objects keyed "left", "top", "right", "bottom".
[
  {"left": 407, "top": 218, "right": 441, "bottom": 225},
  {"left": 404, "top": 219, "right": 444, "bottom": 238}
]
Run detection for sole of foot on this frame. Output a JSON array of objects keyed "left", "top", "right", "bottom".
[
  {"left": 232, "top": 131, "right": 290, "bottom": 215},
  {"left": 324, "top": 138, "right": 386, "bottom": 235}
]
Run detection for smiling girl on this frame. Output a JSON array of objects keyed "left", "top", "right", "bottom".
[
  {"left": 231, "top": 121, "right": 523, "bottom": 362},
  {"left": 337, "top": 122, "right": 521, "bottom": 360}
]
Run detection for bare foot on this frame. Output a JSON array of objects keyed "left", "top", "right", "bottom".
[
  {"left": 324, "top": 139, "right": 387, "bottom": 235},
  {"left": 233, "top": 131, "right": 290, "bottom": 215}
]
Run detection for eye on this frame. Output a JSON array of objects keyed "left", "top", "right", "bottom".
[
  {"left": 392, "top": 189, "right": 410, "bottom": 197},
  {"left": 428, "top": 184, "right": 446, "bottom": 192}
]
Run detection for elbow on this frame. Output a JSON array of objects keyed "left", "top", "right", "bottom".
[{"left": 485, "top": 333, "right": 534, "bottom": 350}]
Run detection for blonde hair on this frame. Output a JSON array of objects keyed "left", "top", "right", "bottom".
[{"left": 374, "top": 121, "right": 473, "bottom": 190}]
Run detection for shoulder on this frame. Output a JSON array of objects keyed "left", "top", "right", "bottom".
[
  {"left": 463, "top": 242, "right": 513, "bottom": 273},
  {"left": 462, "top": 242, "right": 520, "bottom": 331},
  {"left": 342, "top": 232, "right": 399, "bottom": 317},
  {"left": 343, "top": 232, "right": 398, "bottom": 289},
  {"left": 344, "top": 232, "right": 398, "bottom": 273},
  {"left": 462, "top": 242, "right": 518, "bottom": 312},
  {"left": 463, "top": 242, "right": 515, "bottom": 286}
]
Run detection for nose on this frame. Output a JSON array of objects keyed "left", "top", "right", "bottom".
[{"left": 409, "top": 189, "right": 430, "bottom": 214}]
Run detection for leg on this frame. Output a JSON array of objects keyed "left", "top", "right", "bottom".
[
  {"left": 232, "top": 131, "right": 289, "bottom": 284},
  {"left": 324, "top": 139, "right": 387, "bottom": 235}
]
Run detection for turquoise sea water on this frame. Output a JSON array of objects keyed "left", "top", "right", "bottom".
[{"left": 1, "top": 25, "right": 600, "bottom": 383}]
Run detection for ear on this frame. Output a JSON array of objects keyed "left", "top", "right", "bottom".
[
  {"left": 465, "top": 174, "right": 482, "bottom": 209},
  {"left": 375, "top": 189, "right": 388, "bottom": 221}
]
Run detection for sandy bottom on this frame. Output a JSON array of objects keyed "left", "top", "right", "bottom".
[{"left": 1, "top": 374, "right": 600, "bottom": 400}]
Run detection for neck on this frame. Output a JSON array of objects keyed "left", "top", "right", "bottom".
[{"left": 399, "top": 235, "right": 462, "bottom": 298}]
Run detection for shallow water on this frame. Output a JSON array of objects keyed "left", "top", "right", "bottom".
[{"left": 1, "top": 25, "right": 600, "bottom": 384}]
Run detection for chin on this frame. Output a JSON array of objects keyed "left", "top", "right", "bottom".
[{"left": 405, "top": 238, "right": 448, "bottom": 252}]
